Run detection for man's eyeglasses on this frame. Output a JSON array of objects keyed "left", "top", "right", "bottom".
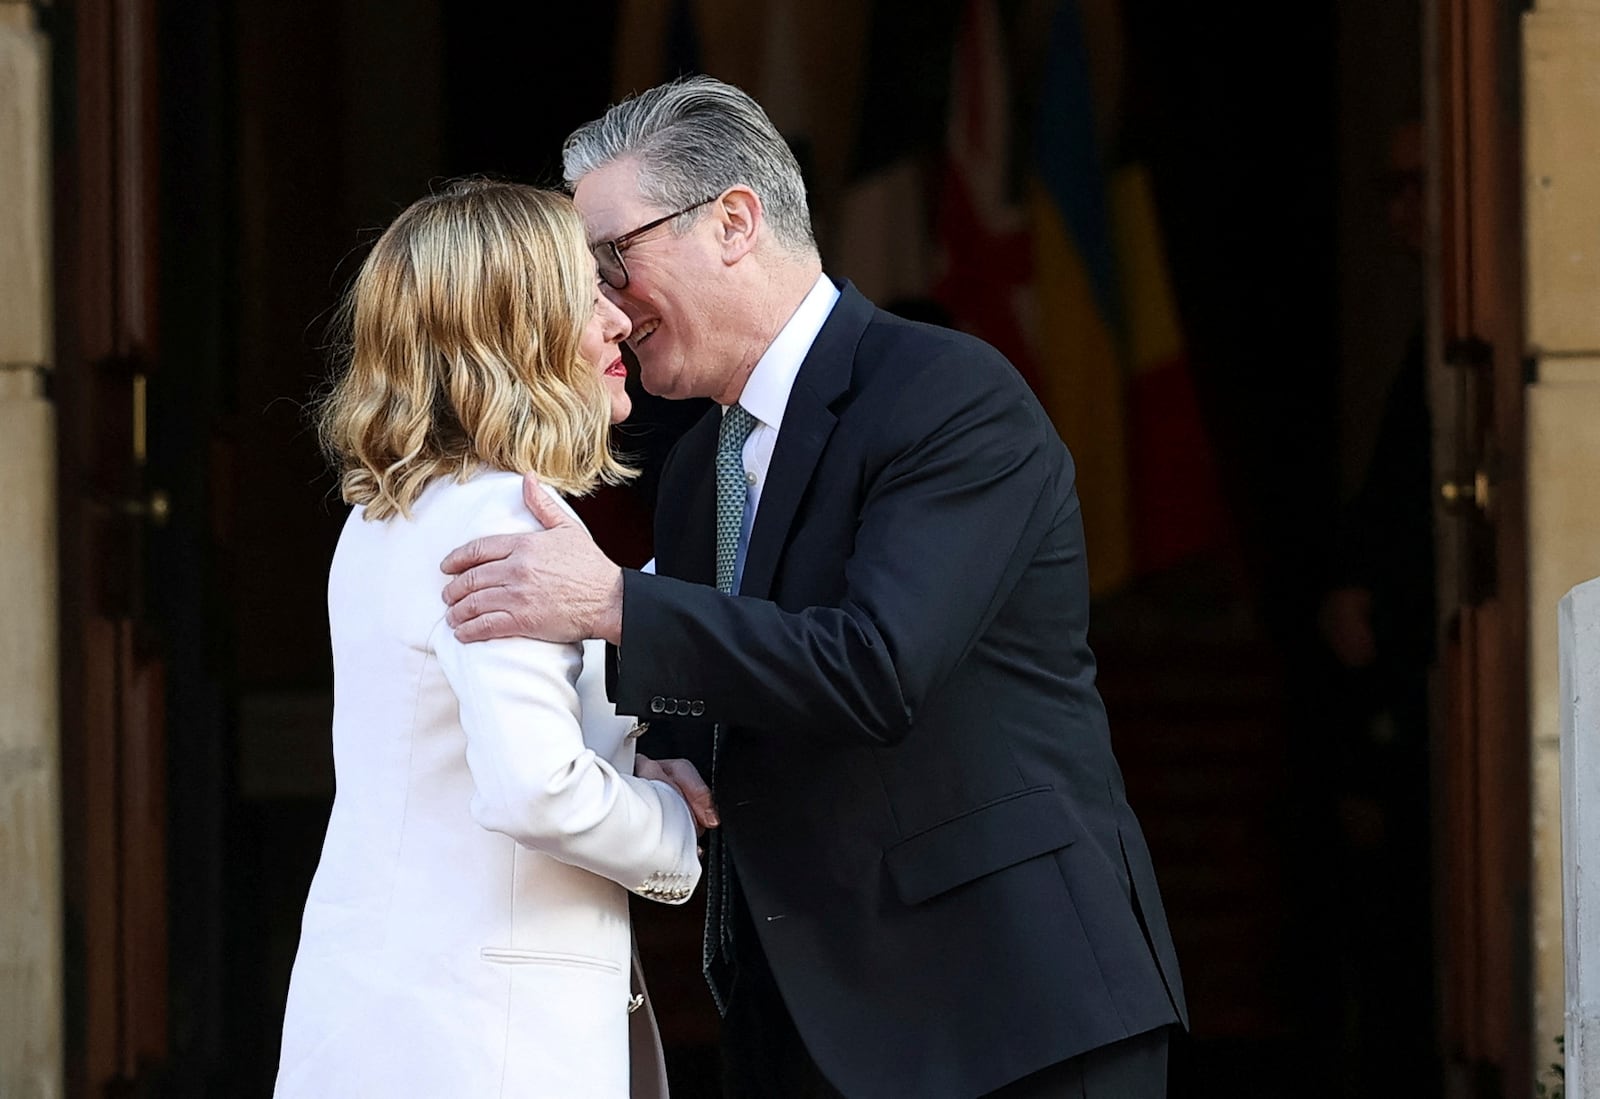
[{"left": 593, "top": 195, "right": 720, "bottom": 290}]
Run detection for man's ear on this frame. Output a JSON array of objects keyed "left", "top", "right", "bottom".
[{"left": 716, "top": 186, "right": 762, "bottom": 265}]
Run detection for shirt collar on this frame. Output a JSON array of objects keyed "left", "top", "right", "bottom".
[{"left": 727, "top": 273, "right": 840, "bottom": 430}]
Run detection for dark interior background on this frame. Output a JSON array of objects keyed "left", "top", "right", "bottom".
[{"left": 148, "top": 2, "right": 1427, "bottom": 1095}]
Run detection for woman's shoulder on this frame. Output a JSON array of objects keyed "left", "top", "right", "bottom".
[{"left": 414, "top": 469, "right": 581, "bottom": 539}]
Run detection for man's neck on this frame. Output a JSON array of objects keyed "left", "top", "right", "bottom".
[{"left": 714, "top": 258, "right": 824, "bottom": 408}]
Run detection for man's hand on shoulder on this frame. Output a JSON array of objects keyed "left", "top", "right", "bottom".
[{"left": 440, "top": 473, "right": 625, "bottom": 645}]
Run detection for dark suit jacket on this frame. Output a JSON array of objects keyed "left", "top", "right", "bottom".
[{"left": 614, "top": 281, "right": 1186, "bottom": 1098}]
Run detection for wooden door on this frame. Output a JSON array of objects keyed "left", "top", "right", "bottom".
[
  {"left": 1431, "top": 0, "right": 1529, "bottom": 1093},
  {"left": 53, "top": 0, "right": 171, "bottom": 1093}
]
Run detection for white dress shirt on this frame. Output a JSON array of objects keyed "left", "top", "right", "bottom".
[{"left": 726, "top": 273, "right": 840, "bottom": 592}]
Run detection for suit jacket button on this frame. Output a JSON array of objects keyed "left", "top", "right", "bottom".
[
  {"left": 650, "top": 697, "right": 666, "bottom": 714},
  {"left": 690, "top": 700, "right": 705, "bottom": 716},
  {"left": 678, "top": 699, "right": 695, "bottom": 715}
]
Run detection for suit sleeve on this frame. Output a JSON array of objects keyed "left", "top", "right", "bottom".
[
  {"left": 614, "top": 354, "right": 1067, "bottom": 747},
  {"left": 433, "top": 501, "right": 701, "bottom": 904}
]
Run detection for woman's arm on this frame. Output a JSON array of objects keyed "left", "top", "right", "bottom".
[{"left": 431, "top": 609, "right": 701, "bottom": 904}]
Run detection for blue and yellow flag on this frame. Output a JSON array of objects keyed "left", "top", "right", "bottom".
[{"left": 1027, "top": 0, "right": 1226, "bottom": 591}]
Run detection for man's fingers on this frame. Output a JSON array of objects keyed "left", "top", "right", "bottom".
[
  {"left": 449, "top": 608, "right": 521, "bottom": 644},
  {"left": 522, "top": 473, "right": 574, "bottom": 530},
  {"left": 635, "top": 756, "right": 719, "bottom": 831},
  {"left": 444, "top": 587, "right": 491, "bottom": 628},
  {"left": 659, "top": 759, "right": 709, "bottom": 798},
  {"left": 440, "top": 533, "right": 519, "bottom": 577},
  {"left": 660, "top": 759, "right": 719, "bottom": 829},
  {"left": 685, "top": 791, "right": 720, "bottom": 831},
  {"left": 634, "top": 754, "right": 666, "bottom": 783},
  {"left": 441, "top": 560, "right": 512, "bottom": 611}
]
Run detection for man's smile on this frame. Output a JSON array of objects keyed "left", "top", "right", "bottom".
[{"left": 629, "top": 319, "right": 660, "bottom": 348}]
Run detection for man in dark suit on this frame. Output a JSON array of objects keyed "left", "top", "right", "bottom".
[{"left": 441, "top": 76, "right": 1184, "bottom": 1098}]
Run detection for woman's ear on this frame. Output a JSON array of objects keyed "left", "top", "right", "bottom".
[{"left": 717, "top": 186, "right": 762, "bottom": 265}]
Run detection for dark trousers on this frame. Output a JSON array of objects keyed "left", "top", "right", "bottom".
[
  {"left": 719, "top": 885, "right": 1170, "bottom": 1099},
  {"left": 983, "top": 1028, "right": 1169, "bottom": 1098},
  {"left": 719, "top": 886, "right": 843, "bottom": 1099}
]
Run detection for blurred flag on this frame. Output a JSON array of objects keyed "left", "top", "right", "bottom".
[
  {"left": 829, "top": 0, "right": 961, "bottom": 306},
  {"left": 1109, "top": 164, "right": 1228, "bottom": 574},
  {"left": 1027, "top": 0, "right": 1132, "bottom": 593},
  {"left": 931, "top": 0, "right": 1041, "bottom": 390},
  {"left": 939, "top": 0, "right": 1225, "bottom": 592},
  {"left": 611, "top": 0, "right": 1228, "bottom": 590}
]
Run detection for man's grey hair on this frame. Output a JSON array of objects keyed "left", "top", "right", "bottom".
[{"left": 562, "top": 75, "right": 817, "bottom": 255}]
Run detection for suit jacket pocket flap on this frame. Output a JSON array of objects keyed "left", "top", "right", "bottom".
[{"left": 883, "top": 786, "right": 1077, "bottom": 906}]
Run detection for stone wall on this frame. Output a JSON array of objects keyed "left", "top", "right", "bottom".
[
  {"left": 1526, "top": 0, "right": 1600, "bottom": 1070},
  {"left": 0, "top": 4, "right": 61, "bottom": 1097}
]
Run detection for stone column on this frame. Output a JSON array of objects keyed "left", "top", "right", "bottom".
[
  {"left": 0, "top": 3, "right": 61, "bottom": 1097},
  {"left": 1526, "top": 1, "right": 1600, "bottom": 1076},
  {"left": 1563, "top": 579, "right": 1600, "bottom": 1097}
]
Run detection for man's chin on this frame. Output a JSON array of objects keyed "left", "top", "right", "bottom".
[{"left": 638, "top": 368, "right": 680, "bottom": 401}]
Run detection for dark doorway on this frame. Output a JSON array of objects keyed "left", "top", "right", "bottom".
[
  {"left": 153, "top": 3, "right": 634, "bottom": 1093},
  {"left": 136, "top": 2, "right": 1441, "bottom": 1097}
]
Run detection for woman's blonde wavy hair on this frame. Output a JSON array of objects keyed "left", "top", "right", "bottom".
[{"left": 318, "top": 178, "right": 632, "bottom": 521}]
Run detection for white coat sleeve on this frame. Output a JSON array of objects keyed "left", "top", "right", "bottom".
[{"left": 431, "top": 620, "right": 701, "bottom": 904}]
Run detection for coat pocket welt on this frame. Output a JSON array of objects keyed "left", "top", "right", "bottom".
[
  {"left": 478, "top": 948, "right": 622, "bottom": 974},
  {"left": 883, "top": 786, "right": 1079, "bottom": 906}
]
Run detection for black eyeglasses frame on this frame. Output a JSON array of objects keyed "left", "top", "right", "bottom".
[{"left": 593, "top": 194, "right": 721, "bottom": 290}]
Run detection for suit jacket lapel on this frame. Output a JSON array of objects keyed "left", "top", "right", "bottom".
[
  {"left": 738, "top": 281, "right": 873, "bottom": 601},
  {"left": 654, "top": 407, "right": 719, "bottom": 588}
]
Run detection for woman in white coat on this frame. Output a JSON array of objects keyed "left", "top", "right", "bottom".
[{"left": 274, "top": 180, "right": 703, "bottom": 1099}]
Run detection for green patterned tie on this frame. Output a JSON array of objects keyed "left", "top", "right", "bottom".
[
  {"left": 704, "top": 403, "right": 757, "bottom": 1014},
  {"left": 715, "top": 404, "right": 758, "bottom": 595}
]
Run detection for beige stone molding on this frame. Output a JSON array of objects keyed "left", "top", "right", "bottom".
[
  {"left": 0, "top": 364, "right": 47, "bottom": 402},
  {"left": 1526, "top": 11, "right": 1600, "bottom": 353},
  {"left": 0, "top": 13, "right": 50, "bottom": 365},
  {"left": 1539, "top": 357, "right": 1600, "bottom": 385},
  {"left": 1529, "top": 377, "right": 1600, "bottom": 748},
  {"left": 1529, "top": 375, "right": 1600, "bottom": 1062},
  {"left": 0, "top": 392, "right": 61, "bottom": 1099},
  {"left": 0, "top": 8, "right": 58, "bottom": 1098}
]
